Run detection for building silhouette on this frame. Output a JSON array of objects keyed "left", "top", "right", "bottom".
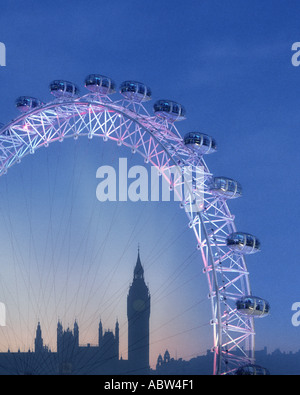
[
  {"left": 0, "top": 250, "right": 151, "bottom": 375},
  {"left": 54, "top": 318, "right": 120, "bottom": 374},
  {"left": 0, "top": 248, "right": 280, "bottom": 375},
  {"left": 127, "top": 248, "right": 151, "bottom": 373}
]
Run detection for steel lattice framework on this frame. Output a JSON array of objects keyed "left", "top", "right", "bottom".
[{"left": 0, "top": 84, "right": 259, "bottom": 375}]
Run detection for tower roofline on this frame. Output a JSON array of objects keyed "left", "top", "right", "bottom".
[{"left": 134, "top": 246, "right": 144, "bottom": 280}]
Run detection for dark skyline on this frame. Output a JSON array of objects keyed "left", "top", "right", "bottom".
[
  {"left": 0, "top": 249, "right": 295, "bottom": 375},
  {"left": 0, "top": 250, "right": 152, "bottom": 375}
]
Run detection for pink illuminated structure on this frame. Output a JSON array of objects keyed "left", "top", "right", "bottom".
[{"left": 0, "top": 75, "right": 269, "bottom": 375}]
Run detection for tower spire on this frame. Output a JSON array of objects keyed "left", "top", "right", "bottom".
[
  {"left": 127, "top": 246, "right": 150, "bottom": 373},
  {"left": 134, "top": 245, "right": 144, "bottom": 279},
  {"left": 35, "top": 321, "right": 43, "bottom": 353}
]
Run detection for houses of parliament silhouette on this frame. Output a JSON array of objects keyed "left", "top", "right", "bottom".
[{"left": 0, "top": 250, "right": 151, "bottom": 375}]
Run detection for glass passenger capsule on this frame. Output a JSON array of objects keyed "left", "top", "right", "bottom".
[
  {"left": 16, "top": 96, "right": 42, "bottom": 113},
  {"left": 236, "top": 296, "right": 270, "bottom": 318},
  {"left": 226, "top": 232, "right": 260, "bottom": 254},
  {"left": 183, "top": 132, "right": 217, "bottom": 154},
  {"left": 50, "top": 80, "right": 79, "bottom": 98},
  {"left": 236, "top": 364, "right": 270, "bottom": 375},
  {"left": 153, "top": 100, "right": 186, "bottom": 122},
  {"left": 120, "top": 81, "right": 151, "bottom": 102},
  {"left": 85, "top": 74, "right": 116, "bottom": 95},
  {"left": 208, "top": 176, "right": 242, "bottom": 199}
]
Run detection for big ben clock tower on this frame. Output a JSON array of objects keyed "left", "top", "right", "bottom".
[{"left": 127, "top": 248, "right": 150, "bottom": 373}]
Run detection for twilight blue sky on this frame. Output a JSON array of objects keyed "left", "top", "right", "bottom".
[{"left": 0, "top": 0, "right": 300, "bottom": 370}]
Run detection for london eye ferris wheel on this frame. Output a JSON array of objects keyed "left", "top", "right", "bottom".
[{"left": 0, "top": 74, "right": 270, "bottom": 375}]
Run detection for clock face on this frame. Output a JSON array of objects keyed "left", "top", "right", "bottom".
[{"left": 133, "top": 299, "right": 146, "bottom": 312}]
